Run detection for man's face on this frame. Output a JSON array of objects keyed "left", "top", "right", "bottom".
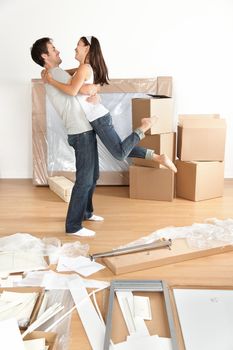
[{"left": 43, "top": 41, "right": 62, "bottom": 67}]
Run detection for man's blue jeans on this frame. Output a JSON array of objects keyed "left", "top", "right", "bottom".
[
  {"left": 65, "top": 130, "right": 99, "bottom": 233},
  {"left": 91, "top": 113, "right": 147, "bottom": 161}
]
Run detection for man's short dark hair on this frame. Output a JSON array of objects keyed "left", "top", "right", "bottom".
[{"left": 31, "top": 37, "right": 52, "bottom": 67}]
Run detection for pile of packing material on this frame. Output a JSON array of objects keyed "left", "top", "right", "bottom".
[
  {"left": 176, "top": 114, "right": 226, "bottom": 201},
  {"left": 130, "top": 96, "right": 176, "bottom": 201},
  {"left": 47, "top": 176, "right": 73, "bottom": 202}
]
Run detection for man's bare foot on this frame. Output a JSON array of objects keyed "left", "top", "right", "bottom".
[
  {"left": 153, "top": 154, "right": 177, "bottom": 173},
  {"left": 140, "top": 116, "right": 158, "bottom": 133}
]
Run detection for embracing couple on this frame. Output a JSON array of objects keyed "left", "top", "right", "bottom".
[{"left": 31, "top": 36, "right": 177, "bottom": 237}]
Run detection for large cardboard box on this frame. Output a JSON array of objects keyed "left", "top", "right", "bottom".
[
  {"left": 176, "top": 160, "right": 224, "bottom": 201},
  {"left": 129, "top": 165, "right": 174, "bottom": 201},
  {"left": 177, "top": 114, "right": 226, "bottom": 161},
  {"left": 133, "top": 132, "right": 176, "bottom": 168},
  {"left": 132, "top": 97, "right": 174, "bottom": 134}
]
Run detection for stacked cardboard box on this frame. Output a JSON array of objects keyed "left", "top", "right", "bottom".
[
  {"left": 176, "top": 115, "right": 226, "bottom": 201},
  {"left": 130, "top": 97, "right": 176, "bottom": 201}
]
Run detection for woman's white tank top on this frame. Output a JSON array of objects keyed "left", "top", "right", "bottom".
[{"left": 77, "top": 65, "right": 108, "bottom": 122}]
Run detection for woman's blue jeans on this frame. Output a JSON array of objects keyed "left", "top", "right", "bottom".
[
  {"left": 91, "top": 113, "right": 147, "bottom": 161},
  {"left": 65, "top": 130, "right": 99, "bottom": 233}
]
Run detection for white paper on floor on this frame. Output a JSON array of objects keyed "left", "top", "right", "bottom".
[
  {"left": 69, "top": 277, "right": 106, "bottom": 350},
  {"left": 0, "top": 291, "right": 38, "bottom": 326},
  {"left": 15, "top": 270, "right": 110, "bottom": 291},
  {"left": 23, "top": 337, "right": 46, "bottom": 350},
  {"left": 133, "top": 296, "right": 152, "bottom": 320},
  {"left": 56, "top": 256, "right": 105, "bottom": 276},
  {"left": 0, "top": 318, "right": 25, "bottom": 350},
  {"left": 0, "top": 251, "right": 48, "bottom": 274}
]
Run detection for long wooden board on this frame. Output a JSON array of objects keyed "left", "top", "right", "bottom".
[{"left": 103, "top": 239, "right": 233, "bottom": 275}]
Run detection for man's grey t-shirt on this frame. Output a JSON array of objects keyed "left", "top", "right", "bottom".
[{"left": 45, "top": 67, "right": 92, "bottom": 135}]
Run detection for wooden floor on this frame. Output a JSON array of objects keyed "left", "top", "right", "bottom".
[{"left": 1, "top": 179, "right": 233, "bottom": 349}]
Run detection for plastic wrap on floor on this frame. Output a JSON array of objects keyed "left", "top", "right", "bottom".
[
  {"left": 116, "top": 218, "right": 233, "bottom": 249},
  {"left": 37, "top": 289, "right": 73, "bottom": 350}
]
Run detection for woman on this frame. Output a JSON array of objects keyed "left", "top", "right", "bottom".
[{"left": 42, "top": 36, "right": 177, "bottom": 172}]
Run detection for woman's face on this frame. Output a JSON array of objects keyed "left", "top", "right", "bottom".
[{"left": 74, "top": 39, "right": 89, "bottom": 62}]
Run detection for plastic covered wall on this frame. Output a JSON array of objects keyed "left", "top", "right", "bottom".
[{"left": 32, "top": 77, "right": 172, "bottom": 186}]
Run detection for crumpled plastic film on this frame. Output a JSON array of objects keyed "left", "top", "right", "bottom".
[
  {"left": 59, "top": 241, "right": 89, "bottom": 258},
  {"left": 115, "top": 218, "right": 233, "bottom": 250},
  {"left": 0, "top": 233, "right": 89, "bottom": 264}
]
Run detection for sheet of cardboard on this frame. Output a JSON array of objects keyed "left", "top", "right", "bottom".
[
  {"left": 24, "top": 331, "right": 58, "bottom": 350},
  {"left": 105, "top": 291, "right": 171, "bottom": 345},
  {"left": 102, "top": 239, "right": 233, "bottom": 275}
]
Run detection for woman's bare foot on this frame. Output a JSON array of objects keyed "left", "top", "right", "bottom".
[
  {"left": 139, "top": 116, "right": 158, "bottom": 133},
  {"left": 153, "top": 154, "right": 177, "bottom": 173}
]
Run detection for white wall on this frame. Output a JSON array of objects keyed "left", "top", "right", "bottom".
[{"left": 0, "top": 0, "right": 232, "bottom": 178}]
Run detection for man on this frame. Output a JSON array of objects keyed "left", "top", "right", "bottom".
[{"left": 31, "top": 37, "right": 103, "bottom": 237}]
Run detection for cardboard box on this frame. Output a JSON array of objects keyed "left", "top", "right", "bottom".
[
  {"left": 24, "top": 331, "right": 58, "bottom": 350},
  {"left": 133, "top": 132, "right": 176, "bottom": 168},
  {"left": 0, "top": 287, "right": 45, "bottom": 329},
  {"left": 129, "top": 165, "right": 174, "bottom": 201},
  {"left": 177, "top": 114, "right": 226, "bottom": 161},
  {"left": 132, "top": 97, "right": 174, "bottom": 135},
  {"left": 176, "top": 160, "right": 224, "bottom": 201}
]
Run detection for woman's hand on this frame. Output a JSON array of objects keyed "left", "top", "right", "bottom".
[{"left": 41, "top": 69, "right": 52, "bottom": 83}]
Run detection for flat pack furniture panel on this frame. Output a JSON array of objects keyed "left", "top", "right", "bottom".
[
  {"left": 168, "top": 284, "right": 233, "bottom": 350},
  {"left": 102, "top": 238, "right": 233, "bottom": 275},
  {"left": 32, "top": 77, "right": 172, "bottom": 186}
]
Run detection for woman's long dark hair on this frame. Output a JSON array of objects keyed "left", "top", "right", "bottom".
[{"left": 81, "top": 36, "right": 109, "bottom": 85}]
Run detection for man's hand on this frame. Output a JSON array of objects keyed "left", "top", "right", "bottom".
[
  {"left": 86, "top": 94, "right": 101, "bottom": 104},
  {"left": 79, "top": 83, "right": 100, "bottom": 95},
  {"left": 41, "top": 69, "right": 52, "bottom": 83}
]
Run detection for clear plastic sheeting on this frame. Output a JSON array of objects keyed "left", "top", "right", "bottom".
[
  {"left": 59, "top": 241, "right": 89, "bottom": 258},
  {"left": 46, "top": 92, "right": 148, "bottom": 175},
  {"left": 0, "top": 233, "right": 61, "bottom": 256},
  {"left": 36, "top": 289, "right": 74, "bottom": 350},
  {"left": 116, "top": 218, "right": 233, "bottom": 250},
  {"left": 0, "top": 233, "right": 89, "bottom": 264},
  {"left": 32, "top": 77, "right": 173, "bottom": 185}
]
